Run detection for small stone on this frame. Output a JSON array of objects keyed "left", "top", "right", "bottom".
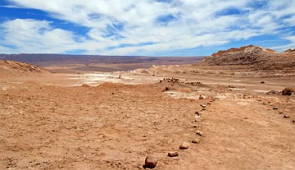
[
  {"left": 199, "top": 95, "right": 206, "bottom": 100},
  {"left": 279, "top": 112, "right": 283, "bottom": 115},
  {"left": 196, "top": 130, "right": 203, "bottom": 136},
  {"left": 168, "top": 152, "right": 179, "bottom": 157},
  {"left": 162, "top": 87, "right": 170, "bottom": 92},
  {"left": 192, "top": 138, "right": 201, "bottom": 144},
  {"left": 260, "top": 81, "right": 265, "bottom": 84},
  {"left": 283, "top": 115, "right": 290, "bottom": 119},
  {"left": 200, "top": 104, "right": 207, "bottom": 108},
  {"left": 273, "top": 107, "right": 278, "bottom": 110},
  {"left": 144, "top": 156, "right": 158, "bottom": 169},
  {"left": 195, "top": 111, "right": 200, "bottom": 116},
  {"left": 291, "top": 120, "right": 295, "bottom": 124},
  {"left": 179, "top": 142, "right": 190, "bottom": 150}
]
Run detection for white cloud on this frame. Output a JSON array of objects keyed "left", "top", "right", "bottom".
[
  {"left": 0, "top": 19, "right": 82, "bottom": 53},
  {"left": 1, "top": 0, "right": 295, "bottom": 55}
]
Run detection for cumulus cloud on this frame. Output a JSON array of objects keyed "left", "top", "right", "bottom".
[{"left": 1, "top": 0, "right": 295, "bottom": 55}]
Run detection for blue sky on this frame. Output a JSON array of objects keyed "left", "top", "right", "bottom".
[{"left": 0, "top": 0, "right": 295, "bottom": 56}]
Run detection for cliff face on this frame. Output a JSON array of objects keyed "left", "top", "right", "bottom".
[{"left": 202, "top": 45, "right": 295, "bottom": 70}]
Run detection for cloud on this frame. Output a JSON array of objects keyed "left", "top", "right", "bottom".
[{"left": 1, "top": 0, "right": 295, "bottom": 55}]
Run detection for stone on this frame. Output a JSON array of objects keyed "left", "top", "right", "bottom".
[
  {"left": 179, "top": 142, "right": 190, "bottom": 150},
  {"left": 199, "top": 95, "right": 206, "bottom": 100},
  {"left": 168, "top": 152, "right": 179, "bottom": 157},
  {"left": 283, "top": 115, "right": 290, "bottom": 119},
  {"left": 273, "top": 107, "right": 278, "bottom": 110},
  {"left": 192, "top": 138, "right": 201, "bottom": 144},
  {"left": 144, "top": 156, "right": 158, "bottom": 169},
  {"left": 282, "top": 88, "right": 294, "bottom": 96},
  {"left": 292, "top": 120, "right": 295, "bottom": 124},
  {"left": 195, "top": 111, "right": 200, "bottom": 116},
  {"left": 200, "top": 104, "right": 207, "bottom": 108},
  {"left": 196, "top": 130, "right": 203, "bottom": 136},
  {"left": 162, "top": 87, "right": 170, "bottom": 92}
]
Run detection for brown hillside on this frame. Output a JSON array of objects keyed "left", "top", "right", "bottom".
[
  {"left": 0, "top": 60, "right": 47, "bottom": 77},
  {"left": 202, "top": 45, "right": 295, "bottom": 70}
]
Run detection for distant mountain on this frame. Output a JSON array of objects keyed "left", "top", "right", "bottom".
[
  {"left": 0, "top": 54, "right": 201, "bottom": 72},
  {"left": 201, "top": 45, "right": 295, "bottom": 70}
]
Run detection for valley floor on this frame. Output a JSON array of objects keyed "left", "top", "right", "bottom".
[{"left": 0, "top": 65, "right": 295, "bottom": 170}]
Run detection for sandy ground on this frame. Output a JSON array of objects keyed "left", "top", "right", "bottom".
[{"left": 0, "top": 65, "right": 295, "bottom": 170}]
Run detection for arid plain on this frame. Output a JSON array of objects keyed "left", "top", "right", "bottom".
[{"left": 0, "top": 46, "right": 295, "bottom": 170}]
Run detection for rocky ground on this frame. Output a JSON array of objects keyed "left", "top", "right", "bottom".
[{"left": 0, "top": 53, "right": 295, "bottom": 169}]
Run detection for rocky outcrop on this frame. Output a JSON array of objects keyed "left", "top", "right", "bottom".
[
  {"left": 0, "top": 59, "right": 47, "bottom": 75},
  {"left": 202, "top": 45, "right": 295, "bottom": 70}
]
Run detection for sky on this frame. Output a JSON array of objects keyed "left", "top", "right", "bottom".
[{"left": 0, "top": 0, "right": 295, "bottom": 56}]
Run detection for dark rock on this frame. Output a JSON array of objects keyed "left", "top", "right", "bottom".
[
  {"left": 196, "top": 130, "right": 203, "bottom": 136},
  {"left": 282, "top": 88, "right": 294, "bottom": 96},
  {"left": 162, "top": 87, "right": 170, "bottom": 92},
  {"left": 195, "top": 111, "right": 200, "bottom": 116},
  {"left": 168, "top": 152, "right": 179, "bottom": 157},
  {"left": 283, "top": 115, "right": 290, "bottom": 119},
  {"left": 144, "top": 156, "right": 158, "bottom": 169}
]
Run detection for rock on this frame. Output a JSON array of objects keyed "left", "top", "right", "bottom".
[
  {"left": 168, "top": 152, "right": 179, "bottom": 157},
  {"left": 196, "top": 130, "right": 203, "bottom": 136},
  {"left": 282, "top": 88, "right": 294, "bottom": 96},
  {"left": 162, "top": 87, "right": 170, "bottom": 92},
  {"left": 195, "top": 111, "right": 200, "bottom": 116},
  {"left": 292, "top": 120, "right": 295, "bottom": 124},
  {"left": 192, "top": 138, "right": 201, "bottom": 144},
  {"left": 144, "top": 156, "right": 158, "bottom": 169},
  {"left": 199, "top": 95, "right": 206, "bottom": 100},
  {"left": 273, "top": 107, "right": 278, "bottom": 110},
  {"left": 283, "top": 115, "right": 290, "bottom": 119},
  {"left": 200, "top": 104, "right": 207, "bottom": 108},
  {"left": 194, "top": 115, "right": 201, "bottom": 122},
  {"left": 179, "top": 142, "right": 190, "bottom": 150},
  {"left": 260, "top": 81, "right": 265, "bottom": 84}
]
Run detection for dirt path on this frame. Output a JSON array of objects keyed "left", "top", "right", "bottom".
[{"left": 182, "top": 96, "right": 295, "bottom": 170}]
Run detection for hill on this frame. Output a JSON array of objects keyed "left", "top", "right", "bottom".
[
  {"left": 0, "top": 59, "right": 46, "bottom": 77},
  {"left": 201, "top": 45, "right": 295, "bottom": 70}
]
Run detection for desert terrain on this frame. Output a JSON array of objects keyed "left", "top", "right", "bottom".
[{"left": 0, "top": 45, "right": 295, "bottom": 170}]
